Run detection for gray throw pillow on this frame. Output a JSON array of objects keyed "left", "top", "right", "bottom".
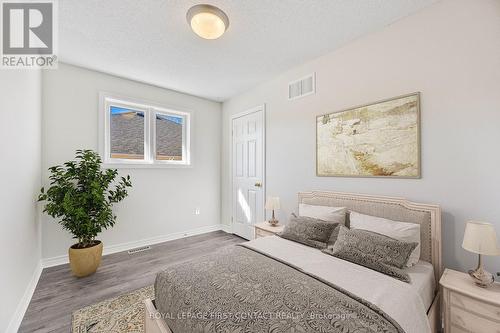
[
  {"left": 291, "top": 213, "right": 341, "bottom": 246},
  {"left": 322, "top": 226, "right": 418, "bottom": 283},
  {"left": 327, "top": 224, "right": 341, "bottom": 246},
  {"left": 279, "top": 215, "right": 338, "bottom": 249}
]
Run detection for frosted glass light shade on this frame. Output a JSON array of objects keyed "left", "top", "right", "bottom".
[
  {"left": 462, "top": 221, "right": 500, "bottom": 255},
  {"left": 265, "top": 197, "right": 280, "bottom": 210},
  {"left": 187, "top": 5, "right": 229, "bottom": 40}
]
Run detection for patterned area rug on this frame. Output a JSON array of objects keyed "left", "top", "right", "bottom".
[{"left": 72, "top": 285, "right": 154, "bottom": 333}]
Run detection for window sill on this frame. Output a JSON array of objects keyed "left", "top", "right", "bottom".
[{"left": 102, "top": 162, "right": 192, "bottom": 169}]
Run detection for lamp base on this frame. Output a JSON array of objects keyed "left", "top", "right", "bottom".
[
  {"left": 468, "top": 267, "right": 495, "bottom": 288},
  {"left": 268, "top": 219, "right": 279, "bottom": 227}
]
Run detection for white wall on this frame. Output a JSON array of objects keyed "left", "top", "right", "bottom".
[
  {"left": 222, "top": 0, "right": 500, "bottom": 273},
  {"left": 0, "top": 70, "right": 42, "bottom": 332},
  {"left": 42, "top": 63, "right": 222, "bottom": 259}
]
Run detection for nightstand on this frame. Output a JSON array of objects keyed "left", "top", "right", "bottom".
[
  {"left": 440, "top": 268, "right": 500, "bottom": 333},
  {"left": 254, "top": 222, "right": 284, "bottom": 238}
]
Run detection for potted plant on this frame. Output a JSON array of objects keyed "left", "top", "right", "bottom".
[{"left": 38, "top": 149, "right": 132, "bottom": 277}]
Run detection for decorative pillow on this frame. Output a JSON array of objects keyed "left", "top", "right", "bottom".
[
  {"left": 322, "top": 226, "right": 418, "bottom": 282},
  {"left": 278, "top": 215, "right": 338, "bottom": 249},
  {"left": 291, "top": 212, "right": 341, "bottom": 246},
  {"left": 299, "top": 204, "right": 346, "bottom": 225},
  {"left": 326, "top": 223, "right": 342, "bottom": 245},
  {"left": 349, "top": 212, "right": 421, "bottom": 267}
]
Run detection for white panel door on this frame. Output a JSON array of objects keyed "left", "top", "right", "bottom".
[{"left": 232, "top": 107, "right": 265, "bottom": 240}]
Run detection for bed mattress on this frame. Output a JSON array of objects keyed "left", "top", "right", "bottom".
[{"left": 406, "top": 260, "right": 436, "bottom": 311}]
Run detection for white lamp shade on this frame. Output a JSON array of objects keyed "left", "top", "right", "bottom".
[
  {"left": 265, "top": 197, "right": 280, "bottom": 210},
  {"left": 462, "top": 221, "right": 500, "bottom": 255}
]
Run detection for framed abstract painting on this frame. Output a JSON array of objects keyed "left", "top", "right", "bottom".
[{"left": 316, "top": 93, "right": 421, "bottom": 178}]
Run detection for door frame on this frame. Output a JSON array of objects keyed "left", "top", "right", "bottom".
[{"left": 229, "top": 104, "right": 266, "bottom": 237}]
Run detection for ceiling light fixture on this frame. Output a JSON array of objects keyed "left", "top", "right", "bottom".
[{"left": 187, "top": 4, "right": 229, "bottom": 40}]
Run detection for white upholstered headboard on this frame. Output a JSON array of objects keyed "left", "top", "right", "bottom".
[{"left": 298, "top": 191, "right": 442, "bottom": 283}]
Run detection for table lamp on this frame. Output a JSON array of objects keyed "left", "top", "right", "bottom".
[
  {"left": 265, "top": 197, "right": 280, "bottom": 226},
  {"left": 462, "top": 221, "right": 500, "bottom": 288}
]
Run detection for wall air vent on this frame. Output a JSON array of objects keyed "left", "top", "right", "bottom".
[
  {"left": 128, "top": 246, "right": 151, "bottom": 254},
  {"left": 288, "top": 73, "right": 316, "bottom": 100}
]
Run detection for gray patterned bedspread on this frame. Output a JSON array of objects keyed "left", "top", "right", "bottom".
[{"left": 154, "top": 244, "right": 405, "bottom": 333}]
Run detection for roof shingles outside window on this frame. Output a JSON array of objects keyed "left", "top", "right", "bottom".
[
  {"left": 155, "top": 115, "right": 182, "bottom": 161},
  {"left": 110, "top": 110, "right": 183, "bottom": 161},
  {"left": 110, "top": 110, "right": 144, "bottom": 160}
]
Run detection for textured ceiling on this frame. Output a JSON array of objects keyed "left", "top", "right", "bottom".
[{"left": 59, "top": 0, "right": 438, "bottom": 101}]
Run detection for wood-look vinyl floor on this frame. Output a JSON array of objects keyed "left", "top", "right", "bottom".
[{"left": 18, "top": 231, "right": 244, "bottom": 333}]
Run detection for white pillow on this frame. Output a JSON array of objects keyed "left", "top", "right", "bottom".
[
  {"left": 298, "top": 203, "right": 346, "bottom": 225},
  {"left": 349, "top": 211, "right": 421, "bottom": 267}
]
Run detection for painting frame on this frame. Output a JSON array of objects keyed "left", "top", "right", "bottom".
[{"left": 316, "top": 92, "right": 421, "bottom": 179}]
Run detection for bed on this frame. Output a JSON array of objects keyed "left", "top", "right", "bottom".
[{"left": 144, "top": 191, "right": 442, "bottom": 333}]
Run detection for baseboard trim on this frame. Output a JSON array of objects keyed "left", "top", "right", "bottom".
[
  {"left": 41, "top": 224, "right": 228, "bottom": 268},
  {"left": 6, "top": 261, "right": 43, "bottom": 333}
]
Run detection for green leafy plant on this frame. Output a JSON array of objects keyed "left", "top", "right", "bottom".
[{"left": 38, "top": 149, "right": 132, "bottom": 248}]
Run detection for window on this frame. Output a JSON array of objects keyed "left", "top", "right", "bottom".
[
  {"left": 100, "top": 94, "right": 190, "bottom": 166},
  {"left": 155, "top": 112, "right": 184, "bottom": 161},
  {"left": 110, "top": 106, "right": 145, "bottom": 160}
]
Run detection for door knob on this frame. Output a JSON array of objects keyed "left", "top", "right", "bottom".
[{"left": 255, "top": 182, "right": 262, "bottom": 187}]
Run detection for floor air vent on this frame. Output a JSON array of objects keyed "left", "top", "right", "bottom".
[
  {"left": 128, "top": 246, "right": 151, "bottom": 254},
  {"left": 288, "top": 73, "right": 315, "bottom": 100}
]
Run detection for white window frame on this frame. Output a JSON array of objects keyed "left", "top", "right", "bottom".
[{"left": 99, "top": 93, "right": 191, "bottom": 168}]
